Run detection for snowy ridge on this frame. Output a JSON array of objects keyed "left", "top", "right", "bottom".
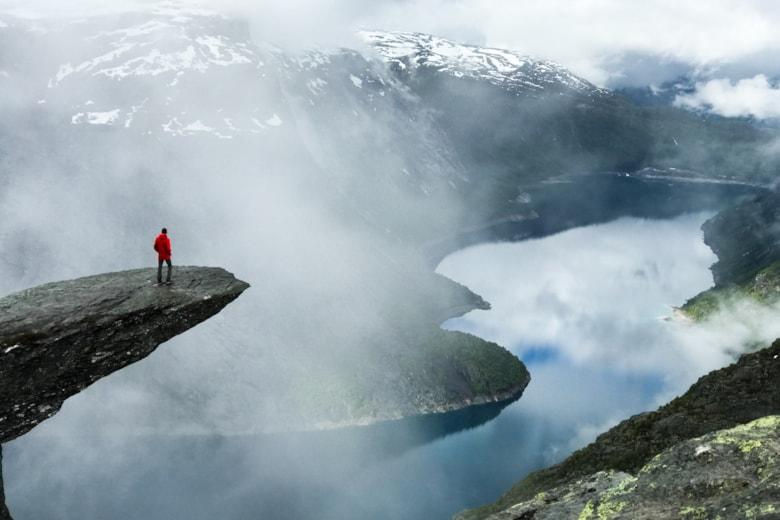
[
  {"left": 18, "top": 10, "right": 284, "bottom": 137},
  {"left": 361, "top": 31, "right": 603, "bottom": 95},
  {"left": 50, "top": 16, "right": 256, "bottom": 87},
  {"left": 0, "top": 6, "right": 606, "bottom": 141}
]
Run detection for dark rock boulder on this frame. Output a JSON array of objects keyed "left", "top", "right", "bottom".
[
  {"left": 0, "top": 267, "right": 249, "bottom": 443},
  {"left": 703, "top": 190, "right": 780, "bottom": 287},
  {"left": 459, "top": 338, "right": 780, "bottom": 519}
]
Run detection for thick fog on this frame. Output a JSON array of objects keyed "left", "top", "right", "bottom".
[
  {"left": 1, "top": 2, "right": 779, "bottom": 519},
  {"left": 8, "top": 212, "right": 776, "bottom": 520},
  {"left": 0, "top": 0, "right": 489, "bottom": 435},
  {"left": 6, "top": 0, "right": 780, "bottom": 81}
]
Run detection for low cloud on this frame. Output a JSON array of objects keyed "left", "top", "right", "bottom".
[
  {"left": 675, "top": 74, "right": 780, "bottom": 119},
  {"left": 4, "top": 0, "right": 780, "bottom": 85}
]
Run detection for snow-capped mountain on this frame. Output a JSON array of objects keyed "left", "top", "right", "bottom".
[
  {"left": 0, "top": 10, "right": 286, "bottom": 139},
  {"left": 361, "top": 30, "right": 604, "bottom": 96},
  {"left": 1, "top": 9, "right": 607, "bottom": 141}
]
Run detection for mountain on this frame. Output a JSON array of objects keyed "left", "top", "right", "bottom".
[
  {"left": 0, "top": 5, "right": 775, "bottom": 435},
  {"left": 477, "top": 416, "right": 780, "bottom": 520},
  {"left": 682, "top": 191, "right": 780, "bottom": 320},
  {"left": 361, "top": 31, "right": 603, "bottom": 96},
  {"left": 458, "top": 339, "right": 780, "bottom": 520}
]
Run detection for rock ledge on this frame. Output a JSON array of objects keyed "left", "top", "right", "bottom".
[{"left": 0, "top": 266, "right": 249, "bottom": 443}]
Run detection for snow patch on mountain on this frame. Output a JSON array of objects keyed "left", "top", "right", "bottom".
[
  {"left": 361, "top": 31, "right": 603, "bottom": 95},
  {"left": 72, "top": 109, "right": 121, "bottom": 125},
  {"left": 52, "top": 43, "right": 137, "bottom": 85},
  {"left": 265, "top": 114, "right": 283, "bottom": 126},
  {"left": 49, "top": 16, "right": 257, "bottom": 87},
  {"left": 195, "top": 35, "right": 253, "bottom": 66},
  {"left": 306, "top": 77, "right": 328, "bottom": 96}
]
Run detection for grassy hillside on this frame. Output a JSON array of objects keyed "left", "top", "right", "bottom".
[{"left": 682, "top": 260, "right": 780, "bottom": 321}]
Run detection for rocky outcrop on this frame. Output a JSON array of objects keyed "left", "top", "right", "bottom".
[
  {"left": 0, "top": 267, "right": 249, "bottom": 443},
  {"left": 459, "top": 338, "right": 780, "bottom": 519},
  {"left": 703, "top": 190, "right": 780, "bottom": 287},
  {"left": 484, "top": 416, "right": 780, "bottom": 520},
  {"left": 0, "top": 447, "right": 8, "bottom": 520},
  {"left": 681, "top": 190, "right": 780, "bottom": 320}
]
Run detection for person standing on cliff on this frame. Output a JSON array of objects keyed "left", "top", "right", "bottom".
[{"left": 153, "top": 228, "right": 173, "bottom": 285}]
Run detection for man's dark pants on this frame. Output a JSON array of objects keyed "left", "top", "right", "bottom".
[{"left": 158, "top": 258, "right": 172, "bottom": 283}]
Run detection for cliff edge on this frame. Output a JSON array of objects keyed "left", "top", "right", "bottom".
[{"left": 0, "top": 267, "right": 249, "bottom": 443}]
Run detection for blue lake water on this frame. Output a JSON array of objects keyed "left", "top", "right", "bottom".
[{"left": 4, "top": 212, "right": 739, "bottom": 520}]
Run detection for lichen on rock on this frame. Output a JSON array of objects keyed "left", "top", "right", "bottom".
[
  {"left": 459, "top": 339, "right": 780, "bottom": 519},
  {"left": 484, "top": 416, "right": 780, "bottom": 520}
]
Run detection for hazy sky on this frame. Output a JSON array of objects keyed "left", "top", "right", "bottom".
[
  {"left": 3, "top": 0, "right": 780, "bottom": 118},
  {"left": 2, "top": 0, "right": 780, "bottom": 83}
]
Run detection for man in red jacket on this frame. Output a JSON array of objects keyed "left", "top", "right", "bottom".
[{"left": 153, "top": 227, "right": 173, "bottom": 284}]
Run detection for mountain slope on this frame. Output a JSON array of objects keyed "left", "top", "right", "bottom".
[
  {"left": 361, "top": 31, "right": 603, "bottom": 96},
  {"left": 458, "top": 339, "right": 780, "bottom": 519}
]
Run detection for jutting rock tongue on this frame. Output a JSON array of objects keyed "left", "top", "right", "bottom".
[{"left": 0, "top": 267, "right": 250, "bottom": 444}]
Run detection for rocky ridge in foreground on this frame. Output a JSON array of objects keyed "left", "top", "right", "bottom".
[
  {"left": 484, "top": 416, "right": 780, "bottom": 520},
  {"left": 458, "top": 339, "right": 780, "bottom": 519}
]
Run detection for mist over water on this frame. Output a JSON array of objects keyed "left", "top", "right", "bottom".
[
  {"left": 439, "top": 213, "right": 746, "bottom": 406},
  {"left": 8, "top": 212, "right": 771, "bottom": 520}
]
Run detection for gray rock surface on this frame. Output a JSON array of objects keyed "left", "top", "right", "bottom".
[
  {"left": 0, "top": 446, "right": 7, "bottom": 520},
  {"left": 459, "top": 338, "right": 780, "bottom": 519},
  {"left": 0, "top": 267, "right": 249, "bottom": 443},
  {"left": 485, "top": 416, "right": 780, "bottom": 520},
  {"left": 484, "top": 470, "right": 631, "bottom": 520}
]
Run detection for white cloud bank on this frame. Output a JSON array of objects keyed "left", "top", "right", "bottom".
[
  {"left": 3, "top": 0, "right": 780, "bottom": 116},
  {"left": 438, "top": 213, "right": 778, "bottom": 400},
  {"left": 437, "top": 213, "right": 780, "bottom": 450},
  {"left": 3, "top": 0, "right": 780, "bottom": 83},
  {"left": 675, "top": 74, "right": 780, "bottom": 118}
]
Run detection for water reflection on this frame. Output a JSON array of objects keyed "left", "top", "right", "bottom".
[
  {"left": 438, "top": 212, "right": 733, "bottom": 397},
  {"left": 6, "top": 400, "right": 525, "bottom": 520}
]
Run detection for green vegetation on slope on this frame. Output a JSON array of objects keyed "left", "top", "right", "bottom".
[
  {"left": 682, "top": 260, "right": 780, "bottom": 321},
  {"left": 481, "top": 417, "right": 780, "bottom": 520},
  {"left": 457, "top": 339, "right": 780, "bottom": 520},
  {"left": 411, "top": 329, "right": 530, "bottom": 398}
]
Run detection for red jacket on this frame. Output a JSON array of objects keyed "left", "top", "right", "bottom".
[{"left": 153, "top": 233, "right": 172, "bottom": 261}]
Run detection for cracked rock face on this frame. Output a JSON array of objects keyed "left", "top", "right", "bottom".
[
  {"left": 486, "top": 416, "right": 780, "bottom": 520},
  {"left": 0, "top": 266, "right": 249, "bottom": 443}
]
